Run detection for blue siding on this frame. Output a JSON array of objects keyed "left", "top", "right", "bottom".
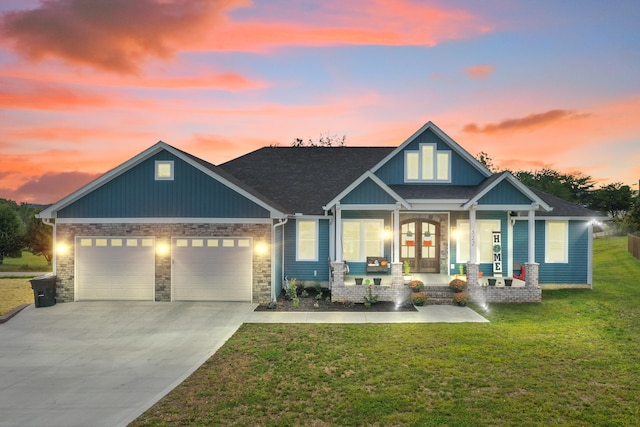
[
  {"left": 341, "top": 178, "right": 397, "bottom": 204},
  {"left": 450, "top": 211, "right": 509, "bottom": 277},
  {"left": 478, "top": 180, "right": 534, "bottom": 205},
  {"left": 374, "top": 128, "right": 487, "bottom": 186},
  {"left": 283, "top": 219, "right": 330, "bottom": 285},
  {"left": 513, "top": 220, "right": 589, "bottom": 284},
  {"left": 57, "top": 151, "right": 270, "bottom": 218}
]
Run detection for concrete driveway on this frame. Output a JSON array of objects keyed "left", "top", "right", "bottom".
[{"left": 0, "top": 301, "right": 255, "bottom": 427}]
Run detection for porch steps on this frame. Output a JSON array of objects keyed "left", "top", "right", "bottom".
[{"left": 423, "top": 286, "right": 454, "bottom": 305}]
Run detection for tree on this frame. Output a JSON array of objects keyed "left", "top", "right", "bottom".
[
  {"left": 589, "top": 182, "right": 634, "bottom": 219},
  {"left": 624, "top": 198, "right": 640, "bottom": 232},
  {"left": 292, "top": 133, "right": 346, "bottom": 147},
  {"left": 0, "top": 204, "right": 25, "bottom": 264},
  {"left": 475, "top": 151, "right": 498, "bottom": 173},
  {"left": 24, "top": 208, "right": 53, "bottom": 265},
  {"left": 513, "top": 168, "right": 594, "bottom": 205}
]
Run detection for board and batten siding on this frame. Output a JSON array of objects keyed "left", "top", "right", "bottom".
[
  {"left": 513, "top": 220, "right": 589, "bottom": 284},
  {"left": 283, "top": 219, "right": 330, "bottom": 284},
  {"left": 374, "top": 128, "right": 487, "bottom": 186},
  {"left": 57, "top": 151, "right": 270, "bottom": 219},
  {"left": 340, "top": 178, "right": 397, "bottom": 205},
  {"left": 478, "top": 180, "right": 534, "bottom": 205}
]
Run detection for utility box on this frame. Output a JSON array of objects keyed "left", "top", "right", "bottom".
[{"left": 30, "top": 273, "right": 57, "bottom": 308}]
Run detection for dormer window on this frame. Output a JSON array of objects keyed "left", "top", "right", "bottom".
[
  {"left": 405, "top": 144, "right": 450, "bottom": 182},
  {"left": 155, "top": 161, "right": 174, "bottom": 180}
]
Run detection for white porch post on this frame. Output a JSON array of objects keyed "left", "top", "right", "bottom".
[
  {"left": 467, "top": 204, "right": 479, "bottom": 287},
  {"left": 335, "top": 203, "right": 342, "bottom": 262},
  {"left": 528, "top": 205, "right": 536, "bottom": 264},
  {"left": 393, "top": 203, "right": 400, "bottom": 263}
]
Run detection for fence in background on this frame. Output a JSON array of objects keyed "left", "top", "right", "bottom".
[{"left": 629, "top": 232, "right": 640, "bottom": 260}]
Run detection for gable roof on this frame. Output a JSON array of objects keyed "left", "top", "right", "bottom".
[
  {"left": 370, "top": 121, "right": 493, "bottom": 178},
  {"left": 463, "top": 171, "right": 552, "bottom": 211},
  {"left": 38, "top": 141, "right": 286, "bottom": 219},
  {"left": 219, "top": 146, "right": 395, "bottom": 215}
]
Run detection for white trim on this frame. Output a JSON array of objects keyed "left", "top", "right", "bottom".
[
  {"left": 323, "top": 171, "right": 410, "bottom": 211},
  {"left": 370, "top": 121, "right": 492, "bottom": 178},
  {"left": 513, "top": 216, "right": 607, "bottom": 221},
  {"left": 296, "top": 219, "right": 318, "bottom": 261},
  {"left": 337, "top": 204, "right": 405, "bottom": 211},
  {"left": 155, "top": 160, "right": 174, "bottom": 180},
  {"left": 38, "top": 141, "right": 285, "bottom": 219},
  {"left": 456, "top": 219, "right": 501, "bottom": 264},
  {"left": 545, "top": 220, "right": 569, "bottom": 263},
  {"left": 55, "top": 217, "right": 273, "bottom": 224},
  {"left": 463, "top": 172, "right": 552, "bottom": 212}
]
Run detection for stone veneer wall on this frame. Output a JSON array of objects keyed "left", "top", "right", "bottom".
[
  {"left": 55, "top": 223, "right": 272, "bottom": 303},
  {"left": 467, "top": 261, "right": 541, "bottom": 303}
]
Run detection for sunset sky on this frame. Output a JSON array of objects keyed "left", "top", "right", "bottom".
[{"left": 1, "top": 0, "right": 639, "bottom": 205}]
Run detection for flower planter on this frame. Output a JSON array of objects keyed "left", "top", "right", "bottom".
[
  {"left": 488, "top": 278, "right": 497, "bottom": 286},
  {"left": 504, "top": 278, "right": 513, "bottom": 287},
  {"left": 373, "top": 278, "right": 382, "bottom": 286},
  {"left": 355, "top": 278, "right": 363, "bottom": 285}
]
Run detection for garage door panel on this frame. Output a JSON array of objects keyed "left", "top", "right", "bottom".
[
  {"left": 173, "top": 237, "right": 252, "bottom": 302},
  {"left": 76, "top": 237, "right": 155, "bottom": 301}
]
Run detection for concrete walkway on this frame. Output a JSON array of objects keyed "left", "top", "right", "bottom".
[{"left": 0, "top": 302, "right": 487, "bottom": 427}]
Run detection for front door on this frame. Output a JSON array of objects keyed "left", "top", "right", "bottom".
[{"left": 400, "top": 219, "right": 439, "bottom": 273}]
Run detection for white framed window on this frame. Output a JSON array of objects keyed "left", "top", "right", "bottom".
[
  {"left": 405, "top": 144, "right": 451, "bottom": 182},
  {"left": 456, "top": 219, "right": 501, "bottom": 263},
  {"left": 546, "top": 221, "right": 568, "bottom": 263},
  {"left": 155, "top": 161, "right": 174, "bottom": 180},
  {"left": 297, "top": 220, "right": 318, "bottom": 261},
  {"left": 342, "top": 219, "right": 384, "bottom": 261}
]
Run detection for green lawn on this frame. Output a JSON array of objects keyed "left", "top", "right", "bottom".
[
  {"left": 0, "top": 251, "right": 51, "bottom": 272},
  {"left": 131, "top": 237, "right": 640, "bottom": 426}
]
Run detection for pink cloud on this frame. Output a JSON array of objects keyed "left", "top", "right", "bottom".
[
  {"left": 3, "top": 171, "right": 101, "bottom": 204},
  {"left": 0, "top": 79, "right": 109, "bottom": 110},
  {"left": 465, "top": 64, "right": 494, "bottom": 79},
  {"left": 1, "top": 0, "right": 491, "bottom": 72},
  {"left": 0, "top": 0, "right": 247, "bottom": 74},
  {"left": 462, "top": 110, "right": 589, "bottom": 134}
]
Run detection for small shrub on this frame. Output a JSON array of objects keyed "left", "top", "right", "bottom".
[
  {"left": 453, "top": 292, "right": 471, "bottom": 306},
  {"left": 449, "top": 278, "right": 467, "bottom": 293},
  {"left": 285, "top": 278, "right": 298, "bottom": 300},
  {"left": 363, "top": 285, "right": 378, "bottom": 308},
  {"left": 409, "top": 280, "right": 424, "bottom": 292},
  {"left": 292, "top": 297, "right": 300, "bottom": 308},
  {"left": 411, "top": 292, "right": 428, "bottom": 306}
]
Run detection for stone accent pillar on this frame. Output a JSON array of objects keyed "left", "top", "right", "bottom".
[
  {"left": 466, "top": 262, "right": 479, "bottom": 287},
  {"left": 331, "top": 261, "right": 345, "bottom": 287},
  {"left": 391, "top": 262, "right": 403, "bottom": 286},
  {"left": 525, "top": 263, "right": 539, "bottom": 288}
]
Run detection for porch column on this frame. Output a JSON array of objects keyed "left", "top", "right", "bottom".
[
  {"left": 335, "top": 203, "right": 342, "bottom": 262},
  {"left": 526, "top": 204, "right": 539, "bottom": 288},
  {"left": 467, "top": 204, "right": 479, "bottom": 287}
]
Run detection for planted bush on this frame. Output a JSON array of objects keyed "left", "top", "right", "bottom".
[
  {"left": 409, "top": 280, "right": 425, "bottom": 292},
  {"left": 453, "top": 292, "right": 471, "bottom": 306},
  {"left": 411, "top": 292, "right": 428, "bottom": 306},
  {"left": 449, "top": 278, "right": 467, "bottom": 293}
]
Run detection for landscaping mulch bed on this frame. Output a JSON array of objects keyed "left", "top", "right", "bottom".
[{"left": 255, "top": 288, "right": 417, "bottom": 312}]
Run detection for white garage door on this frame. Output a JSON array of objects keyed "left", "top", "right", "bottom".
[
  {"left": 76, "top": 237, "right": 155, "bottom": 301},
  {"left": 172, "top": 237, "right": 252, "bottom": 301}
]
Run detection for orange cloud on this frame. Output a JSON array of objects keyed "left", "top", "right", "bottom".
[
  {"left": 1, "top": 0, "right": 491, "bottom": 72},
  {"left": 2, "top": 171, "right": 101, "bottom": 204},
  {"left": 0, "top": 0, "right": 247, "bottom": 74},
  {"left": 0, "top": 79, "right": 109, "bottom": 110},
  {"left": 462, "top": 110, "right": 589, "bottom": 134},
  {"left": 465, "top": 64, "right": 494, "bottom": 79}
]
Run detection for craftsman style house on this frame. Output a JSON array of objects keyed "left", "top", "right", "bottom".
[{"left": 38, "top": 122, "right": 602, "bottom": 304}]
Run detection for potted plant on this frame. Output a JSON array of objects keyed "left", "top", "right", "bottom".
[
  {"left": 488, "top": 278, "right": 496, "bottom": 286},
  {"left": 373, "top": 277, "right": 382, "bottom": 286},
  {"left": 449, "top": 278, "right": 467, "bottom": 293},
  {"left": 409, "top": 279, "right": 424, "bottom": 292},
  {"left": 355, "top": 277, "right": 363, "bottom": 285},
  {"left": 405, "top": 231, "right": 414, "bottom": 246},
  {"left": 363, "top": 285, "right": 378, "bottom": 308},
  {"left": 403, "top": 260, "right": 411, "bottom": 283},
  {"left": 423, "top": 231, "right": 432, "bottom": 247},
  {"left": 411, "top": 292, "right": 427, "bottom": 306},
  {"left": 453, "top": 292, "right": 471, "bottom": 306}
]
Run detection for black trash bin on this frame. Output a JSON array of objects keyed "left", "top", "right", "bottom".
[{"left": 30, "top": 273, "right": 57, "bottom": 307}]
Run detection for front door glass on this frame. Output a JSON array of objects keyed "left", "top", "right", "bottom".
[{"left": 400, "top": 219, "right": 439, "bottom": 273}]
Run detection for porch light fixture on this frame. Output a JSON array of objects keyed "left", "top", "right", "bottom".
[
  {"left": 56, "top": 242, "right": 69, "bottom": 255},
  {"left": 255, "top": 241, "right": 269, "bottom": 255},
  {"left": 451, "top": 226, "right": 458, "bottom": 240},
  {"left": 156, "top": 242, "right": 170, "bottom": 256},
  {"left": 383, "top": 226, "right": 392, "bottom": 240}
]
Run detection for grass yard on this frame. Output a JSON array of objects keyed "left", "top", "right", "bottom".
[
  {"left": 131, "top": 236, "right": 640, "bottom": 427},
  {"left": 0, "top": 250, "right": 51, "bottom": 273},
  {"left": 0, "top": 278, "right": 33, "bottom": 315}
]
